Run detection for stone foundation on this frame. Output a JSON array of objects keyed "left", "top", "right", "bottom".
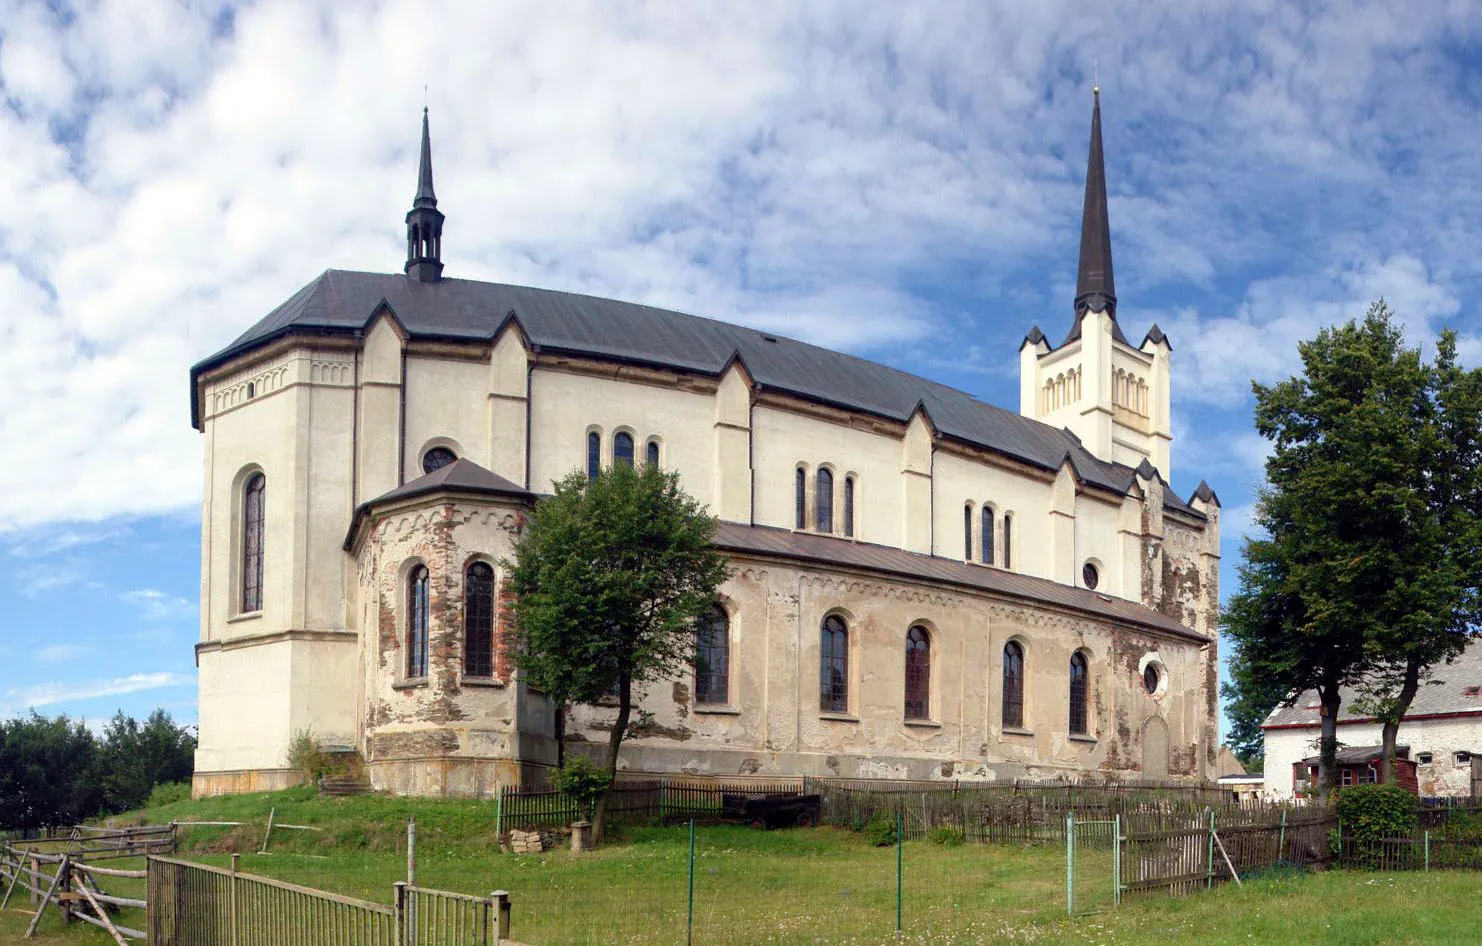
[{"left": 193, "top": 767, "right": 305, "bottom": 798}]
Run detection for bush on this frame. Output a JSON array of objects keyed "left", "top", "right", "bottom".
[
  {"left": 1336, "top": 784, "right": 1418, "bottom": 844},
  {"left": 928, "top": 825, "right": 965, "bottom": 847},
  {"left": 145, "top": 782, "right": 192, "bottom": 809},
  {"left": 551, "top": 758, "right": 613, "bottom": 817},
  {"left": 863, "top": 815, "right": 899, "bottom": 847},
  {"left": 284, "top": 729, "right": 331, "bottom": 782}
]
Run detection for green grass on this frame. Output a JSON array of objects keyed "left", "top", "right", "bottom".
[{"left": 4, "top": 788, "right": 1481, "bottom": 944}]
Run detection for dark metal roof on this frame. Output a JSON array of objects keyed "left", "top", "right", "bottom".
[
  {"left": 1067, "top": 88, "right": 1125, "bottom": 346},
  {"left": 1298, "top": 745, "right": 1410, "bottom": 766},
  {"left": 712, "top": 522, "right": 1207, "bottom": 642},
  {"left": 1264, "top": 643, "right": 1482, "bottom": 728},
  {"left": 413, "top": 107, "right": 437, "bottom": 208},
  {"left": 343, "top": 458, "right": 531, "bottom": 550},
  {"left": 192, "top": 269, "right": 1206, "bottom": 520}
]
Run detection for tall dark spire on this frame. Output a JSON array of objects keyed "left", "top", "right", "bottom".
[
  {"left": 405, "top": 107, "right": 445, "bottom": 283},
  {"left": 1067, "top": 87, "right": 1126, "bottom": 344}
]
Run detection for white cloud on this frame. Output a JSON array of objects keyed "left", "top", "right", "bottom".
[
  {"left": 120, "top": 589, "right": 196, "bottom": 622},
  {"left": 0, "top": 0, "right": 1480, "bottom": 534},
  {"left": 36, "top": 643, "right": 87, "bottom": 663},
  {"left": 2, "top": 671, "right": 192, "bottom": 715}
]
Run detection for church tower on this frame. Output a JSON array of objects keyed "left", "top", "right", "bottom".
[
  {"left": 1019, "top": 89, "right": 1173, "bottom": 478},
  {"left": 405, "top": 107, "right": 445, "bottom": 283}
]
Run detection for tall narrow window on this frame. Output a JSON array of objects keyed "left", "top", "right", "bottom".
[
  {"left": 820, "top": 616, "right": 849, "bottom": 713},
  {"left": 241, "top": 473, "right": 265, "bottom": 613},
  {"left": 694, "top": 605, "right": 730, "bottom": 705},
  {"left": 464, "top": 562, "right": 495, "bottom": 678},
  {"left": 586, "top": 432, "right": 601, "bottom": 481},
  {"left": 646, "top": 439, "right": 660, "bottom": 468},
  {"left": 843, "top": 477, "right": 855, "bottom": 537},
  {"left": 905, "top": 626, "right": 931, "bottom": 720},
  {"left": 964, "top": 504, "right": 974, "bottom": 560},
  {"left": 1002, "top": 641, "right": 1024, "bottom": 729},
  {"left": 1069, "top": 651, "right": 1088, "bottom": 735},
  {"left": 614, "top": 432, "right": 635, "bottom": 467},
  {"left": 1003, "top": 514, "right": 1013, "bottom": 569},
  {"left": 982, "top": 507, "right": 995, "bottom": 565},
  {"left": 816, "top": 468, "right": 833, "bottom": 533},
  {"left": 407, "top": 565, "right": 430, "bottom": 679},
  {"left": 795, "top": 467, "right": 807, "bottom": 529}
]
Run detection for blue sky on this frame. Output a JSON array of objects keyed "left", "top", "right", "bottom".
[{"left": 3, "top": 1, "right": 1482, "bottom": 738}]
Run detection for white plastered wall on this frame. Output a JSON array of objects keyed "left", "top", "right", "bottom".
[{"left": 1265, "top": 716, "right": 1482, "bottom": 798}]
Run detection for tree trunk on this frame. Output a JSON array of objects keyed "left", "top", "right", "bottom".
[
  {"left": 554, "top": 702, "right": 566, "bottom": 770},
  {"left": 1318, "top": 683, "right": 1342, "bottom": 798},
  {"left": 592, "top": 673, "right": 632, "bottom": 843},
  {"left": 1381, "top": 656, "right": 1423, "bottom": 784}
]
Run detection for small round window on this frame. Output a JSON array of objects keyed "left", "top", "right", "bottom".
[
  {"left": 422, "top": 446, "right": 457, "bottom": 474},
  {"left": 1082, "top": 562, "right": 1100, "bottom": 590},
  {"left": 1143, "top": 664, "right": 1160, "bottom": 695}
]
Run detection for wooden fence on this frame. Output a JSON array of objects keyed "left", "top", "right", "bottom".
[
  {"left": 1339, "top": 834, "right": 1482, "bottom": 871},
  {"left": 148, "top": 856, "right": 512, "bottom": 946},
  {"left": 494, "top": 774, "right": 1250, "bottom": 835},
  {"left": 1116, "top": 807, "right": 1335, "bottom": 900}
]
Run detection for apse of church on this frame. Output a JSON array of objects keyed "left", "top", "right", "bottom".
[{"left": 188, "top": 95, "right": 1220, "bottom": 798}]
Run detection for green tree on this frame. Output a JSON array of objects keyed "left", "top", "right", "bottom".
[
  {"left": 507, "top": 462, "right": 728, "bottom": 838},
  {"left": 0, "top": 712, "right": 102, "bottom": 830},
  {"left": 1223, "top": 302, "right": 1482, "bottom": 796},
  {"left": 98, "top": 709, "right": 197, "bottom": 812}
]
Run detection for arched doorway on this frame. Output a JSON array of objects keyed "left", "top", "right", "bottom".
[{"left": 1142, "top": 716, "right": 1169, "bottom": 781}]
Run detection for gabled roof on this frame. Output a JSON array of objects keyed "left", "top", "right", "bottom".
[
  {"left": 191, "top": 269, "right": 1205, "bottom": 521},
  {"left": 712, "top": 522, "right": 1207, "bottom": 642},
  {"left": 343, "top": 458, "right": 531, "bottom": 551},
  {"left": 1264, "top": 642, "right": 1482, "bottom": 728},
  {"left": 1298, "top": 745, "right": 1410, "bottom": 766}
]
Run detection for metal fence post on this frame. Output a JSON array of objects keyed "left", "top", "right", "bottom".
[
  {"left": 687, "top": 819, "right": 696, "bottom": 946},
  {"left": 495, "top": 788, "right": 503, "bottom": 841},
  {"left": 1065, "top": 812, "right": 1074, "bottom": 916},
  {"left": 1112, "top": 814, "right": 1121, "bottom": 909},
  {"left": 1206, "top": 810, "right": 1216, "bottom": 889},
  {"left": 1425, "top": 830, "right": 1431, "bottom": 872},
  {"left": 896, "top": 808, "right": 903, "bottom": 933},
  {"left": 1278, "top": 808, "right": 1287, "bottom": 861},
  {"left": 491, "top": 890, "right": 511, "bottom": 943}
]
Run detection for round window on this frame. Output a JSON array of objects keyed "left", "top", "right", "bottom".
[
  {"left": 1143, "top": 664, "right": 1160, "bottom": 695},
  {"left": 1082, "top": 562, "right": 1100, "bottom": 590},
  {"left": 422, "top": 446, "right": 457, "bottom": 474}
]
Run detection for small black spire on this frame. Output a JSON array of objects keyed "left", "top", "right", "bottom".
[
  {"left": 1066, "top": 88, "right": 1126, "bottom": 345},
  {"left": 405, "top": 107, "right": 445, "bottom": 283}
]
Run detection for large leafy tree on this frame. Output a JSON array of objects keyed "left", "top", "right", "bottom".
[
  {"left": 507, "top": 461, "right": 728, "bottom": 837},
  {"left": 98, "top": 709, "right": 197, "bottom": 812},
  {"left": 0, "top": 712, "right": 103, "bottom": 830},
  {"left": 1224, "top": 302, "right": 1482, "bottom": 795}
]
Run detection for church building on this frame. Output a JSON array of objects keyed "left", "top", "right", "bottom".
[{"left": 190, "top": 93, "right": 1221, "bottom": 798}]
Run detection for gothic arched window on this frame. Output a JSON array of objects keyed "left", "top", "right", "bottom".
[
  {"left": 1002, "top": 641, "right": 1025, "bottom": 729},
  {"left": 905, "top": 626, "right": 931, "bottom": 720},
  {"left": 464, "top": 562, "right": 495, "bottom": 678},
  {"left": 241, "top": 473, "right": 265, "bottom": 613},
  {"left": 816, "top": 468, "right": 833, "bottom": 533},
  {"left": 646, "top": 439, "right": 660, "bottom": 468},
  {"left": 1069, "top": 651, "right": 1089, "bottom": 735},
  {"left": 843, "top": 477, "right": 855, "bottom": 537},
  {"left": 587, "top": 432, "right": 601, "bottom": 482},
  {"left": 982, "top": 507, "right": 995, "bottom": 565},
  {"left": 1003, "top": 514, "right": 1014, "bottom": 570},
  {"left": 795, "top": 467, "right": 807, "bottom": 529},
  {"left": 407, "top": 565, "right": 430, "bottom": 679},
  {"left": 694, "top": 605, "right": 730, "bottom": 705},
  {"left": 820, "top": 615, "right": 849, "bottom": 713},
  {"left": 614, "top": 432, "right": 635, "bottom": 468},
  {"left": 422, "top": 446, "right": 457, "bottom": 475},
  {"left": 964, "top": 504, "right": 974, "bottom": 560}
]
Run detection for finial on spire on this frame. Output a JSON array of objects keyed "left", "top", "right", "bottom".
[{"left": 405, "top": 107, "right": 445, "bottom": 283}]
